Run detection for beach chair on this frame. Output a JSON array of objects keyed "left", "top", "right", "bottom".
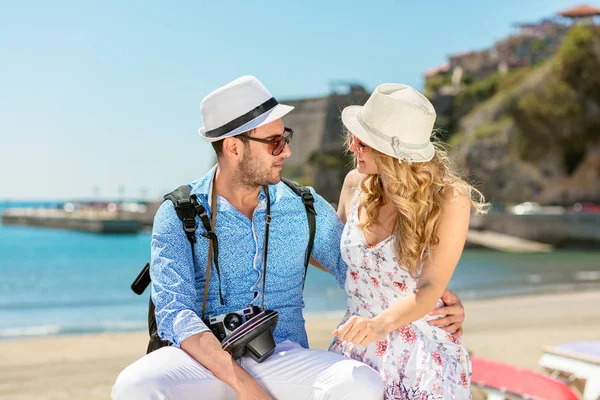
[
  {"left": 471, "top": 355, "right": 579, "bottom": 400},
  {"left": 539, "top": 341, "right": 600, "bottom": 400}
]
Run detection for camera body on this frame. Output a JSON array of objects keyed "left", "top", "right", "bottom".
[
  {"left": 207, "top": 305, "right": 261, "bottom": 342},
  {"left": 205, "top": 305, "right": 279, "bottom": 363}
]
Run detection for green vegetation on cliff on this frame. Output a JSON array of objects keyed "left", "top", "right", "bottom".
[
  {"left": 510, "top": 25, "right": 600, "bottom": 166},
  {"left": 450, "top": 25, "right": 600, "bottom": 204}
]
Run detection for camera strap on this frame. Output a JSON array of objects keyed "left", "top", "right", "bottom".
[
  {"left": 200, "top": 178, "right": 220, "bottom": 320},
  {"left": 261, "top": 188, "right": 271, "bottom": 310},
  {"left": 201, "top": 176, "right": 271, "bottom": 319}
]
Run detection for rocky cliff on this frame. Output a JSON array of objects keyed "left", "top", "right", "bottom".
[{"left": 449, "top": 25, "right": 600, "bottom": 205}]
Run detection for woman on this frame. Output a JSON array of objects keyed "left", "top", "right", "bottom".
[{"left": 329, "top": 83, "right": 487, "bottom": 399}]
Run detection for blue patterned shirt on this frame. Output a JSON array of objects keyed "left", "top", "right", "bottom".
[{"left": 150, "top": 166, "right": 347, "bottom": 348}]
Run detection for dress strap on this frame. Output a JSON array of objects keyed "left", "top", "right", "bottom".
[
  {"left": 347, "top": 187, "right": 362, "bottom": 225},
  {"left": 351, "top": 186, "right": 361, "bottom": 204}
]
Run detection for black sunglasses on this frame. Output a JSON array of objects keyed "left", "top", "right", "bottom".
[{"left": 241, "top": 127, "right": 294, "bottom": 156}]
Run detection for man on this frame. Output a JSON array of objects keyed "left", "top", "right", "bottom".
[{"left": 113, "top": 76, "right": 465, "bottom": 399}]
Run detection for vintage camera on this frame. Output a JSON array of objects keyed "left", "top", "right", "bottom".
[
  {"left": 207, "top": 305, "right": 261, "bottom": 341},
  {"left": 205, "top": 305, "right": 279, "bottom": 363}
]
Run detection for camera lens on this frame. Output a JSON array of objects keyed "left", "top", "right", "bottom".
[{"left": 224, "top": 313, "right": 243, "bottom": 331}]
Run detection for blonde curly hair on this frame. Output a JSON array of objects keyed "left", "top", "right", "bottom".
[{"left": 348, "top": 137, "right": 488, "bottom": 277}]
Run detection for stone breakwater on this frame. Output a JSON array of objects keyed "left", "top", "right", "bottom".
[{"left": 2, "top": 208, "right": 142, "bottom": 234}]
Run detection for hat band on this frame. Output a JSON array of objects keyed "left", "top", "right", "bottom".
[{"left": 205, "top": 97, "right": 279, "bottom": 138}]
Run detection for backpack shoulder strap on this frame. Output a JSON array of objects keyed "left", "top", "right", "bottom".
[
  {"left": 280, "top": 178, "right": 317, "bottom": 287},
  {"left": 163, "top": 185, "right": 213, "bottom": 242},
  {"left": 163, "top": 185, "right": 196, "bottom": 245},
  {"left": 131, "top": 185, "right": 198, "bottom": 296}
]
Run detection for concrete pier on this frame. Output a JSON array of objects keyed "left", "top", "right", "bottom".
[
  {"left": 466, "top": 230, "right": 553, "bottom": 253},
  {"left": 471, "top": 212, "right": 600, "bottom": 246},
  {"left": 2, "top": 208, "right": 142, "bottom": 234}
]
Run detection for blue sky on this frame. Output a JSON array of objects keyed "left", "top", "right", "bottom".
[{"left": 0, "top": 0, "right": 583, "bottom": 200}]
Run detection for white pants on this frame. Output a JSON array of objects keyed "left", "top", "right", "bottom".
[{"left": 112, "top": 340, "right": 384, "bottom": 400}]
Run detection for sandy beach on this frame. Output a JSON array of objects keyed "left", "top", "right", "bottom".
[{"left": 2, "top": 289, "right": 599, "bottom": 399}]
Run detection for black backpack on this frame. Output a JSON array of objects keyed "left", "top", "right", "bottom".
[{"left": 131, "top": 178, "right": 317, "bottom": 354}]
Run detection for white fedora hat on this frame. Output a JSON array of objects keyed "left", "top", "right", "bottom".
[
  {"left": 342, "top": 83, "right": 436, "bottom": 163},
  {"left": 198, "top": 75, "right": 294, "bottom": 142}
]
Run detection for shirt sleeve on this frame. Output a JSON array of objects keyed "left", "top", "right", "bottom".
[
  {"left": 309, "top": 188, "right": 347, "bottom": 288},
  {"left": 150, "top": 201, "right": 210, "bottom": 347}
]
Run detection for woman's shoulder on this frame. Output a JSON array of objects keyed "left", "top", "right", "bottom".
[
  {"left": 439, "top": 182, "right": 470, "bottom": 202},
  {"left": 342, "top": 169, "right": 363, "bottom": 193},
  {"left": 439, "top": 184, "right": 472, "bottom": 216},
  {"left": 337, "top": 169, "right": 363, "bottom": 223}
]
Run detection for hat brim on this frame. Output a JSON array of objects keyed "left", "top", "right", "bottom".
[
  {"left": 198, "top": 103, "right": 295, "bottom": 142},
  {"left": 341, "top": 105, "right": 435, "bottom": 163}
]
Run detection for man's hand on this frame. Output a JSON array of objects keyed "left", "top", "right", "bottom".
[
  {"left": 182, "top": 332, "right": 271, "bottom": 399},
  {"left": 333, "top": 315, "right": 387, "bottom": 347},
  {"left": 428, "top": 288, "right": 465, "bottom": 338}
]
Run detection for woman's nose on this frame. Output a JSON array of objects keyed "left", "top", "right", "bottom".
[{"left": 349, "top": 138, "right": 358, "bottom": 153}]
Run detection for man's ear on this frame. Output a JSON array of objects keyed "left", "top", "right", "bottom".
[{"left": 222, "top": 137, "right": 242, "bottom": 159}]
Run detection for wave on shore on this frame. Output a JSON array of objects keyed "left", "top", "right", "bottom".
[{"left": 0, "top": 321, "right": 147, "bottom": 340}]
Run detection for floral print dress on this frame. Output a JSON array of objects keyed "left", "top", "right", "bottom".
[{"left": 329, "top": 191, "right": 471, "bottom": 399}]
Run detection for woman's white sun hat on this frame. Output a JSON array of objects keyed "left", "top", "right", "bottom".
[
  {"left": 198, "top": 75, "right": 294, "bottom": 142},
  {"left": 342, "top": 83, "right": 436, "bottom": 163}
]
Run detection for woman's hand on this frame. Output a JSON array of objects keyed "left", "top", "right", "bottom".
[{"left": 333, "top": 315, "right": 387, "bottom": 346}]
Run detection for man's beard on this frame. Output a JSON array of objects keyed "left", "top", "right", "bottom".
[{"left": 235, "top": 147, "right": 281, "bottom": 189}]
